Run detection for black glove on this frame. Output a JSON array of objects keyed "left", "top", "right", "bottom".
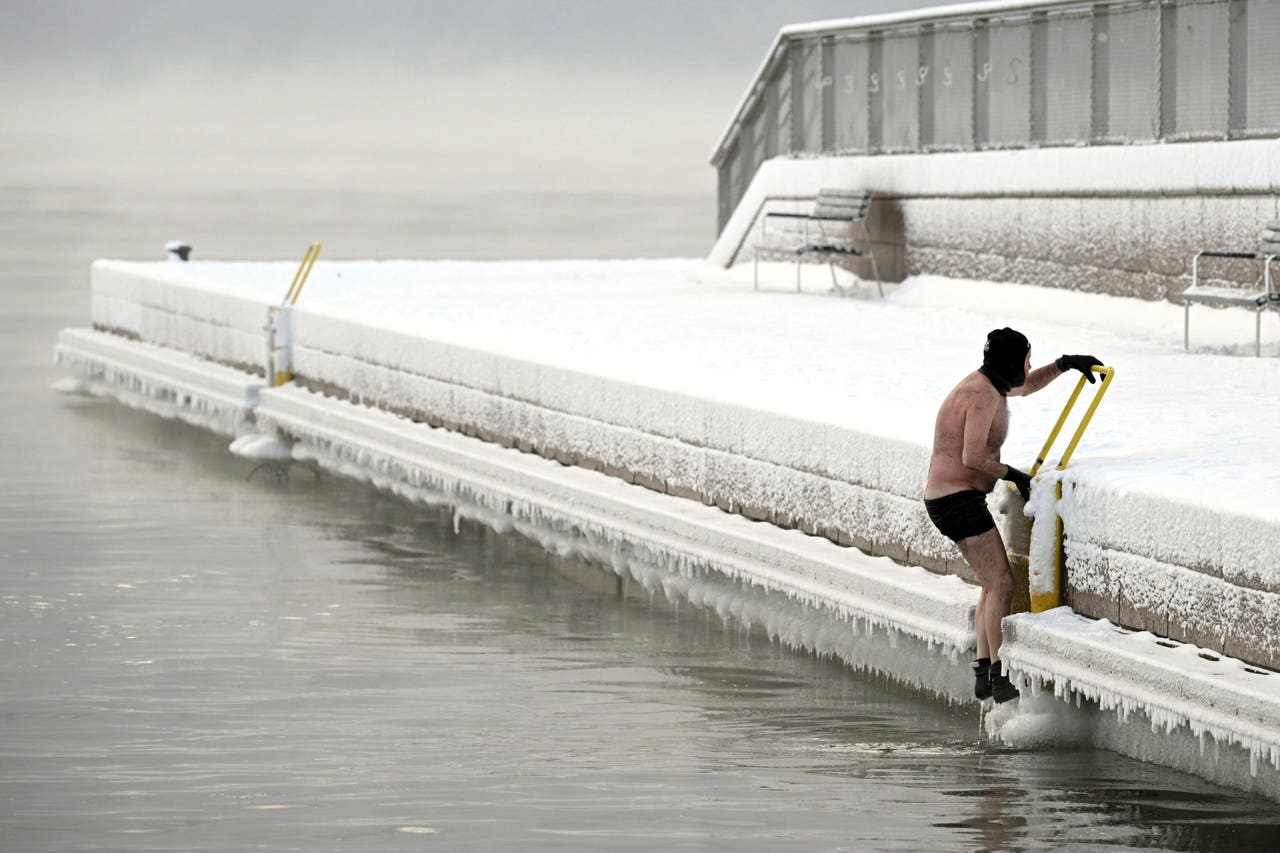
[
  {"left": 1056, "top": 354, "right": 1103, "bottom": 383},
  {"left": 1004, "top": 465, "right": 1032, "bottom": 501}
]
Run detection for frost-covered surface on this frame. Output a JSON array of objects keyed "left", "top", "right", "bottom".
[
  {"left": 1023, "top": 469, "right": 1062, "bottom": 601},
  {"left": 997, "top": 608, "right": 1280, "bottom": 796},
  {"left": 54, "top": 326, "right": 260, "bottom": 436},
  {"left": 86, "top": 256, "right": 1280, "bottom": 522},
  {"left": 709, "top": 142, "right": 1280, "bottom": 268},
  {"left": 89, "top": 260, "right": 271, "bottom": 372}
]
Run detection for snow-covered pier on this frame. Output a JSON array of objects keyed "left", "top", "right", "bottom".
[{"left": 55, "top": 257, "right": 1280, "bottom": 799}]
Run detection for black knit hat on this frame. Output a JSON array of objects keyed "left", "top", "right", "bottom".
[{"left": 980, "top": 327, "right": 1030, "bottom": 395}]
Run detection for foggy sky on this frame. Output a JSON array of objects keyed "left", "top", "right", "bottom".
[{"left": 1, "top": 0, "right": 966, "bottom": 195}]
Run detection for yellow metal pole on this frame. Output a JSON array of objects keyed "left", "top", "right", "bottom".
[
  {"left": 1029, "top": 375, "right": 1088, "bottom": 476},
  {"left": 283, "top": 242, "right": 321, "bottom": 306},
  {"left": 1055, "top": 366, "right": 1115, "bottom": 471}
]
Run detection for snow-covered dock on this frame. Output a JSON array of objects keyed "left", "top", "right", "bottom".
[{"left": 55, "top": 257, "right": 1280, "bottom": 799}]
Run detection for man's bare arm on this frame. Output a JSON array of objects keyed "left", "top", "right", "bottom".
[
  {"left": 1009, "top": 363, "right": 1062, "bottom": 397},
  {"left": 1014, "top": 354, "right": 1106, "bottom": 396}
]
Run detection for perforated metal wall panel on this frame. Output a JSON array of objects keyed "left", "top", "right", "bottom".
[
  {"left": 821, "top": 39, "right": 836, "bottom": 152},
  {"left": 1042, "top": 12, "right": 1094, "bottom": 143},
  {"left": 1171, "top": 1, "right": 1229, "bottom": 138},
  {"left": 770, "top": 58, "right": 792, "bottom": 156},
  {"left": 1244, "top": 0, "right": 1280, "bottom": 133},
  {"left": 927, "top": 24, "right": 974, "bottom": 150},
  {"left": 985, "top": 19, "right": 1033, "bottom": 146},
  {"left": 1104, "top": 3, "right": 1161, "bottom": 141},
  {"left": 880, "top": 31, "right": 921, "bottom": 152},
  {"left": 833, "top": 37, "right": 871, "bottom": 152},
  {"left": 717, "top": 153, "right": 735, "bottom": 232},
  {"left": 728, "top": 141, "right": 746, "bottom": 211},
  {"left": 739, "top": 127, "right": 754, "bottom": 199},
  {"left": 794, "top": 40, "right": 824, "bottom": 152},
  {"left": 749, "top": 106, "right": 768, "bottom": 173}
]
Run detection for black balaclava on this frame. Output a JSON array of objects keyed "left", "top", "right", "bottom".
[{"left": 979, "top": 327, "right": 1030, "bottom": 395}]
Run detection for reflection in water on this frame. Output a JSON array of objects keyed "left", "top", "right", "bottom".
[{"left": 934, "top": 786, "right": 1025, "bottom": 853}]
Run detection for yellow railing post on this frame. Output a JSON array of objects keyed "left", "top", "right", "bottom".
[
  {"left": 1026, "top": 365, "right": 1115, "bottom": 612},
  {"left": 267, "top": 243, "right": 322, "bottom": 387},
  {"left": 283, "top": 242, "right": 322, "bottom": 307}
]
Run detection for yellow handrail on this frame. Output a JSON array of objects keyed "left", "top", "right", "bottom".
[
  {"left": 1054, "top": 365, "right": 1114, "bottom": 470},
  {"left": 282, "top": 242, "right": 322, "bottom": 306},
  {"left": 1029, "top": 365, "right": 1114, "bottom": 476},
  {"left": 1026, "top": 364, "right": 1115, "bottom": 612}
]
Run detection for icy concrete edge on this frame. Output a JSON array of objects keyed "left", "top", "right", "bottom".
[
  {"left": 1002, "top": 608, "right": 1280, "bottom": 775},
  {"left": 253, "top": 383, "right": 977, "bottom": 654},
  {"left": 54, "top": 327, "right": 260, "bottom": 436}
]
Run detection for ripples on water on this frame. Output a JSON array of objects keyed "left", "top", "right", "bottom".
[{"left": 2, "top": 185, "right": 1279, "bottom": 851}]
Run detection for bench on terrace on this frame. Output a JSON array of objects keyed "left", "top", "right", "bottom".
[
  {"left": 753, "top": 189, "right": 882, "bottom": 297},
  {"left": 1182, "top": 225, "right": 1280, "bottom": 356}
]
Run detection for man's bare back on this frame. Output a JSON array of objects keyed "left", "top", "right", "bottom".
[{"left": 924, "top": 371, "right": 1008, "bottom": 500}]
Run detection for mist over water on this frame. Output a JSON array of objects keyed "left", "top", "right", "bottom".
[{"left": 5, "top": 1, "right": 1280, "bottom": 849}]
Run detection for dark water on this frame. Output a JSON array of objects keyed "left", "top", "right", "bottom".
[{"left": 3, "top": 182, "right": 1280, "bottom": 851}]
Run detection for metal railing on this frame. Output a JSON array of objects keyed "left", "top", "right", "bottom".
[
  {"left": 266, "top": 243, "right": 322, "bottom": 387},
  {"left": 712, "top": 0, "right": 1280, "bottom": 233}
]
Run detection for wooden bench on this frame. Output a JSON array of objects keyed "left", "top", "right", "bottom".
[
  {"left": 1182, "top": 250, "right": 1280, "bottom": 356},
  {"left": 753, "top": 189, "right": 882, "bottom": 297}
]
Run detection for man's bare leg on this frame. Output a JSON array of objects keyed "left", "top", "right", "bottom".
[
  {"left": 957, "top": 527, "right": 1019, "bottom": 701},
  {"left": 973, "top": 588, "right": 990, "bottom": 660},
  {"left": 957, "top": 528, "right": 1014, "bottom": 661}
]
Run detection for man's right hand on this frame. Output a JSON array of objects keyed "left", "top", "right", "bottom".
[
  {"left": 1056, "top": 354, "right": 1103, "bottom": 382},
  {"left": 1004, "top": 465, "right": 1032, "bottom": 501}
]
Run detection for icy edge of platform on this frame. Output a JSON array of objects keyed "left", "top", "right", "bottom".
[
  {"left": 253, "top": 383, "right": 978, "bottom": 658},
  {"left": 53, "top": 327, "right": 261, "bottom": 436},
  {"left": 999, "top": 607, "right": 1280, "bottom": 787}
]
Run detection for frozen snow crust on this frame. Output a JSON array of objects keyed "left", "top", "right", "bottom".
[{"left": 52, "top": 325, "right": 1280, "bottom": 800}]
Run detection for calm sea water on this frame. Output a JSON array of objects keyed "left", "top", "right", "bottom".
[{"left": 2, "top": 179, "right": 1279, "bottom": 851}]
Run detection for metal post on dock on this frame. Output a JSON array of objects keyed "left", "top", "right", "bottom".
[
  {"left": 264, "top": 243, "right": 322, "bottom": 387},
  {"left": 1023, "top": 365, "right": 1116, "bottom": 613}
]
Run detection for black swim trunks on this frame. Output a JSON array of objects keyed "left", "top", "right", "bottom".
[{"left": 924, "top": 490, "right": 995, "bottom": 542}]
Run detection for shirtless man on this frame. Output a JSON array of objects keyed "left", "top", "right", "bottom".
[{"left": 924, "top": 328, "right": 1101, "bottom": 703}]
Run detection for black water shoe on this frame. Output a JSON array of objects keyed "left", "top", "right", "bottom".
[
  {"left": 990, "top": 661, "right": 1020, "bottom": 704},
  {"left": 971, "top": 657, "right": 991, "bottom": 700}
]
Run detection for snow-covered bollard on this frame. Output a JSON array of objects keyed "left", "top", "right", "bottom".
[
  {"left": 165, "top": 240, "right": 191, "bottom": 262},
  {"left": 264, "top": 305, "right": 293, "bottom": 386},
  {"left": 1024, "top": 469, "right": 1066, "bottom": 612}
]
